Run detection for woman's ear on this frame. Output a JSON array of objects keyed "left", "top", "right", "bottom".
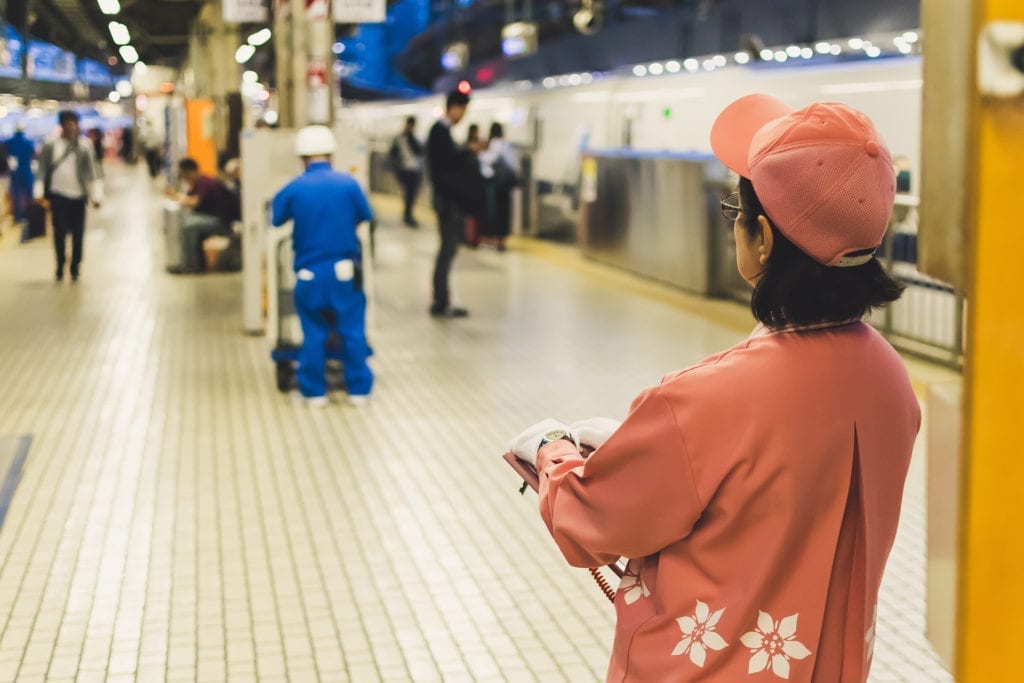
[{"left": 757, "top": 215, "right": 774, "bottom": 265}]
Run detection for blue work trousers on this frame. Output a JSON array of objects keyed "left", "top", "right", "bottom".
[
  {"left": 294, "top": 261, "right": 373, "bottom": 399},
  {"left": 10, "top": 174, "right": 32, "bottom": 221}
]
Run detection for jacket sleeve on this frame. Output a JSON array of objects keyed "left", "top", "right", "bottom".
[
  {"left": 271, "top": 184, "right": 291, "bottom": 227},
  {"left": 352, "top": 183, "right": 373, "bottom": 224},
  {"left": 537, "top": 387, "right": 703, "bottom": 567},
  {"left": 34, "top": 143, "right": 50, "bottom": 199}
]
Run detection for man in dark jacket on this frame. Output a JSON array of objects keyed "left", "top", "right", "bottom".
[{"left": 426, "top": 90, "right": 471, "bottom": 318}]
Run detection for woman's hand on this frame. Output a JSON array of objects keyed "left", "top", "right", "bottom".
[
  {"left": 509, "top": 419, "right": 575, "bottom": 467},
  {"left": 570, "top": 417, "right": 622, "bottom": 451}
]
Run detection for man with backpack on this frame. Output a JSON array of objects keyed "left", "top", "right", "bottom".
[{"left": 389, "top": 116, "right": 424, "bottom": 228}]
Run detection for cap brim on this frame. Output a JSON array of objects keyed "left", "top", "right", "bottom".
[{"left": 710, "top": 94, "right": 794, "bottom": 178}]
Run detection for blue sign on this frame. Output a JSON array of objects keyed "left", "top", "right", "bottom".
[
  {"left": 27, "top": 39, "right": 77, "bottom": 83},
  {"left": 0, "top": 24, "right": 22, "bottom": 79},
  {"left": 77, "top": 59, "right": 112, "bottom": 88}
]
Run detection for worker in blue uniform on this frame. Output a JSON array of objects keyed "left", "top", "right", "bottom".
[
  {"left": 5, "top": 125, "right": 36, "bottom": 223},
  {"left": 272, "top": 125, "right": 375, "bottom": 408}
]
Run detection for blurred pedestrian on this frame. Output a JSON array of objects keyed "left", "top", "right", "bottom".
[{"left": 37, "top": 110, "right": 103, "bottom": 282}]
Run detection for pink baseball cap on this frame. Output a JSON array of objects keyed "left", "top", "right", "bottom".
[{"left": 710, "top": 94, "right": 896, "bottom": 267}]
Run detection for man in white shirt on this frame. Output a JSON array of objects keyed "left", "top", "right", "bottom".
[
  {"left": 389, "top": 116, "right": 424, "bottom": 227},
  {"left": 37, "top": 110, "right": 103, "bottom": 282}
]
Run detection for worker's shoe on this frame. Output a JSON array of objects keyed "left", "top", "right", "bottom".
[
  {"left": 306, "top": 396, "right": 329, "bottom": 409},
  {"left": 347, "top": 394, "right": 370, "bottom": 407},
  {"left": 429, "top": 305, "right": 469, "bottom": 318}
]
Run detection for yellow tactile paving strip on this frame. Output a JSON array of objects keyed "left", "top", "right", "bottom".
[{"left": 0, "top": 166, "right": 951, "bottom": 682}]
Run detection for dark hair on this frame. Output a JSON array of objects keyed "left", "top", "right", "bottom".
[
  {"left": 58, "top": 110, "right": 79, "bottom": 126},
  {"left": 489, "top": 122, "right": 503, "bottom": 139},
  {"left": 405, "top": 115, "right": 416, "bottom": 126},
  {"left": 738, "top": 177, "right": 904, "bottom": 328},
  {"left": 178, "top": 158, "right": 199, "bottom": 173},
  {"left": 446, "top": 90, "right": 470, "bottom": 109}
]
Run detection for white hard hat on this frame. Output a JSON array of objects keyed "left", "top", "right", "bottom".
[{"left": 295, "top": 125, "right": 337, "bottom": 157}]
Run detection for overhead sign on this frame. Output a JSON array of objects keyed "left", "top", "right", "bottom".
[
  {"left": 223, "top": 0, "right": 269, "bottom": 23},
  {"left": 27, "top": 40, "right": 76, "bottom": 83},
  {"left": 77, "top": 59, "right": 113, "bottom": 88},
  {"left": 0, "top": 24, "right": 22, "bottom": 79},
  {"left": 333, "top": 0, "right": 386, "bottom": 24}
]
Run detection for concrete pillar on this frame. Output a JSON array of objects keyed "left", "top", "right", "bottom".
[
  {"left": 188, "top": 0, "right": 240, "bottom": 156},
  {"left": 273, "top": 0, "right": 335, "bottom": 128}
]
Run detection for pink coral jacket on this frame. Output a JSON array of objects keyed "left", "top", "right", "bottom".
[{"left": 537, "top": 321, "right": 920, "bottom": 682}]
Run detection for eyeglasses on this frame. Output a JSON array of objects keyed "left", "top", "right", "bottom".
[{"left": 720, "top": 192, "right": 741, "bottom": 221}]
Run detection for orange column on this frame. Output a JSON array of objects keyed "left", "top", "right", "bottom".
[
  {"left": 957, "top": 0, "right": 1024, "bottom": 680},
  {"left": 185, "top": 98, "right": 218, "bottom": 176}
]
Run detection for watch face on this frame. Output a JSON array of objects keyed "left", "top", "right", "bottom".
[{"left": 544, "top": 429, "right": 569, "bottom": 441}]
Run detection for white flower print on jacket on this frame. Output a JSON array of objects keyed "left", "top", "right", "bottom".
[
  {"left": 618, "top": 565, "right": 651, "bottom": 605},
  {"left": 671, "top": 600, "right": 729, "bottom": 668},
  {"left": 740, "top": 611, "right": 813, "bottom": 679}
]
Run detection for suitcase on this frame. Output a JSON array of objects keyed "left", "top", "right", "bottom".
[{"left": 21, "top": 202, "right": 46, "bottom": 242}]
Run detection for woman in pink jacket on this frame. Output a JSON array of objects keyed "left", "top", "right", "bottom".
[{"left": 510, "top": 94, "right": 921, "bottom": 682}]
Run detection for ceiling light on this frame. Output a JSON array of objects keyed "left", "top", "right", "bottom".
[
  {"left": 118, "top": 45, "right": 139, "bottom": 64},
  {"left": 734, "top": 52, "right": 750, "bottom": 64},
  {"left": 134, "top": 62, "right": 147, "bottom": 74},
  {"left": 108, "top": 21, "right": 130, "bottom": 46},
  {"left": 243, "top": 70, "right": 258, "bottom": 83},
  {"left": 815, "top": 42, "right": 831, "bottom": 54},
  {"left": 897, "top": 43, "right": 913, "bottom": 54},
  {"left": 848, "top": 38, "right": 864, "bottom": 49},
  {"left": 786, "top": 45, "right": 801, "bottom": 58},
  {"left": 683, "top": 58, "right": 699, "bottom": 72},
  {"left": 713, "top": 54, "right": 727, "bottom": 67},
  {"left": 830, "top": 44, "right": 842, "bottom": 55},
  {"left": 558, "top": 75, "right": 571, "bottom": 86},
  {"left": 248, "top": 28, "right": 272, "bottom": 46},
  {"left": 665, "top": 60, "right": 681, "bottom": 73},
  {"left": 648, "top": 63, "right": 664, "bottom": 75},
  {"left": 760, "top": 48, "right": 774, "bottom": 61},
  {"left": 332, "top": 42, "right": 345, "bottom": 54},
  {"left": 264, "top": 111, "right": 279, "bottom": 125},
  {"left": 108, "top": 91, "right": 121, "bottom": 103},
  {"left": 800, "top": 47, "right": 813, "bottom": 59},
  {"left": 543, "top": 77, "right": 556, "bottom": 88},
  {"left": 115, "top": 80, "right": 133, "bottom": 97},
  {"left": 702, "top": 59, "right": 715, "bottom": 71},
  {"left": 568, "top": 73, "right": 582, "bottom": 85},
  {"left": 865, "top": 46, "right": 881, "bottom": 58},
  {"left": 235, "top": 44, "right": 256, "bottom": 64},
  {"left": 632, "top": 65, "right": 647, "bottom": 77},
  {"left": 902, "top": 31, "right": 919, "bottom": 43},
  {"left": 97, "top": 0, "right": 120, "bottom": 15},
  {"left": 581, "top": 73, "right": 594, "bottom": 84},
  {"left": 774, "top": 51, "right": 788, "bottom": 62}
]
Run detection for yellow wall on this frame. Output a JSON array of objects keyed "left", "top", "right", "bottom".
[{"left": 958, "top": 0, "right": 1024, "bottom": 679}]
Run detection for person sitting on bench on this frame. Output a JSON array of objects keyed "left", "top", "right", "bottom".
[{"left": 166, "top": 158, "right": 236, "bottom": 274}]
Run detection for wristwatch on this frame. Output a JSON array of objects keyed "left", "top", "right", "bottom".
[{"left": 538, "top": 429, "right": 575, "bottom": 449}]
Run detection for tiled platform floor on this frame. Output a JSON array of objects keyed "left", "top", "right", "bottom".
[{"left": 0, "top": 164, "right": 954, "bottom": 681}]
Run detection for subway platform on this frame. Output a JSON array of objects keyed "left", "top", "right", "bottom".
[{"left": 0, "top": 164, "right": 956, "bottom": 682}]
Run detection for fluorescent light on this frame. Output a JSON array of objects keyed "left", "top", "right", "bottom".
[
  {"left": 774, "top": 51, "right": 788, "bottom": 62},
  {"left": 702, "top": 59, "right": 715, "bottom": 71},
  {"left": 243, "top": 70, "right": 258, "bottom": 83},
  {"left": 815, "top": 42, "right": 831, "bottom": 54},
  {"left": 581, "top": 73, "right": 594, "bottom": 84},
  {"left": 332, "top": 42, "right": 345, "bottom": 54},
  {"left": 134, "top": 62, "right": 147, "bottom": 74},
  {"left": 97, "top": 0, "right": 120, "bottom": 15},
  {"left": 734, "top": 52, "right": 750, "bottom": 64},
  {"left": 830, "top": 44, "right": 842, "bottom": 55},
  {"left": 568, "top": 73, "right": 582, "bottom": 85},
  {"left": 713, "top": 55, "right": 727, "bottom": 67},
  {"left": 801, "top": 47, "right": 813, "bottom": 59},
  {"left": 848, "top": 38, "right": 864, "bottom": 49},
  {"left": 118, "top": 45, "right": 139, "bottom": 64},
  {"left": 108, "top": 21, "right": 130, "bottom": 46},
  {"left": 665, "top": 60, "right": 681, "bottom": 73},
  {"left": 760, "top": 48, "right": 774, "bottom": 60},
  {"left": 115, "top": 80, "right": 133, "bottom": 97},
  {"left": 648, "top": 63, "right": 664, "bottom": 76},
  {"left": 632, "top": 65, "right": 647, "bottom": 77},
  {"left": 897, "top": 43, "right": 913, "bottom": 54},
  {"left": 248, "top": 28, "right": 272, "bottom": 46},
  {"left": 235, "top": 44, "right": 256, "bottom": 64},
  {"left": 786, "top": 45, "right": 801, "bottom": 58},
  {"left": 865, "top": 46, "right": 881, "bottom": 58},
  {"left": 108, "top": 91, "right": 121, "bottom": 103},
  {"left": 683, "top": 58, "right": 699, "bottom": 72},
  {"left": 902, "top": 31, "right": 919, "bottom": 43},
  {"left": 542, "top": 77, "right": 556, "bottom": 88},
  {"left": 264, "top": 111, "right": 279, "bottom": 125}
]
